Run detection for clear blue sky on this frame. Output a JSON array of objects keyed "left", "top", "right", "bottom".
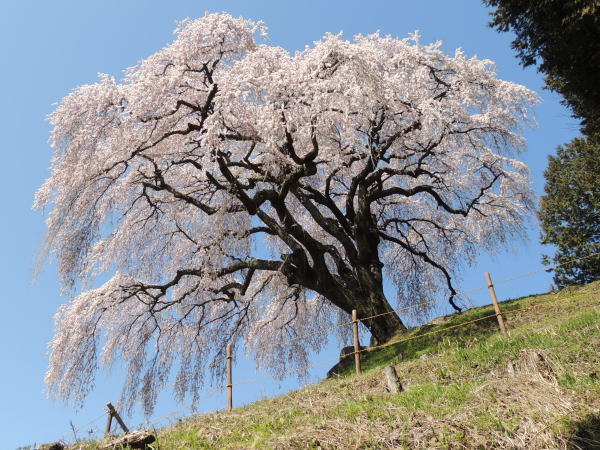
[{"left": 0, "top": 1, "right": 579, "bottom": 447}]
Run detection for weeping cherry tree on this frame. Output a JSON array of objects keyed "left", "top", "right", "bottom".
[{"left": 36, "top": 13, "right": 537, "bottom": 413}]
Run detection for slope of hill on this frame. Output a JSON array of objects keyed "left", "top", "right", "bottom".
[{"left": 82, "top": 281, "right": 600, "bottom": 449}]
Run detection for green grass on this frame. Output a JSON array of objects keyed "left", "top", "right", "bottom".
[{"left": 74, "top": 281, "right": 600, "bottom": 449}]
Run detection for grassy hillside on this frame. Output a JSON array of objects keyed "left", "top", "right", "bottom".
[{"left": 87, "top": 281, "right": 600, "bottom": 449}]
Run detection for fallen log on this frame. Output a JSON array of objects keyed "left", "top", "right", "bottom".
[
  {"left": 38, "top": 443, "right": 64, "bottom": 450},
  {"left": 99, "top": 430, "right": 155, "bottom": 449}
]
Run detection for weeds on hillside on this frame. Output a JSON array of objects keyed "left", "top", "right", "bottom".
[{"left": 141, "top": 281, "right": 600, "bottom": 449}]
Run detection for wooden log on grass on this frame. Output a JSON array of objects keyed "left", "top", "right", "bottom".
[
  {"left": 38, "top": 443, "right": 64, "bottom": 450},
  {"left": 100, "top": 430, "right": 156, "bottom": 449}
]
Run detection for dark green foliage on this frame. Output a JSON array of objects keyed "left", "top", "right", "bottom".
[
  {"left": 483, "top": 1, "right": 600, "bottom": 285},
  {"left": 540, "top": 135, "right": 600, "bottom": 287},
  {"left": 483, "top": 0, "right": 600, "bottom": 133}
]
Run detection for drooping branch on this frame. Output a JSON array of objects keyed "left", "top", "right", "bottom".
[{"left": 379, "top": 231, "right": 462, "bottom": 312}]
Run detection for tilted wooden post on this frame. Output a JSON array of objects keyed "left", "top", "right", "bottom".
[
  {"left": 226, "top": 343, "right": 233, "bottom": 411},
  {"left": 485, "top": 272, "right": 508, "bottom": 336},
  {"left": 106, "top": 402, "right": 129, "bottom": 434},
  {"left": 352, "top": 309, "right": 362, "bottom": 375},
  {"left": 104, "top": 407, "right": 113, "bottom": 435}
]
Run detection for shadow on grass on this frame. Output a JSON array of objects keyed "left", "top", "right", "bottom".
[
  {"left": 569, "top": 413, "right": 600, "bottom": 449},
  {"left": 332, "top": 287, "right": 588, "bottom": 377},
  {"left": 360, "top": 309, "right": 500, "bottom": 371},
  {"left": 358, "top": 291, "right": 560, "bottom": 372}
]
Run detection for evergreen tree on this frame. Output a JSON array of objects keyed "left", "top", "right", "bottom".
[
  {"left": 540, "top": 136, "right": 600, "bottom": 287},
  {"left": 483, "top": 0, "right": 600, "bottom": 134},
  {"left": 484, "top": 0, "right": 600, "bottom": 285}
]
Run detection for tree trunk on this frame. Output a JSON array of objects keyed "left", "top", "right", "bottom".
[
  {"left": 350, "top": 288, "right": 406, "bottom": 345},
  {"left": 315, "top": 263, "right": 406, "bottom": 345},
  {"left": 350, "top": 246, "right": 407, "bottom": 343},
  {"left": 298, "top": 205, "right": 407, "bottom": 344},
  {"left": 343, "top": 187, "right": 407, "bottom": 344}
]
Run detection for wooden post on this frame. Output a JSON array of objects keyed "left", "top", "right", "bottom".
[
  {"left": 352, "top": 309, "right": 362, "bottom": 375},
  {"left": 226, "top": 343, "right": 233, "bottom": 411},
  {"left": 485, "top": 272, "right": 508, "bottom": 336},
  {"left": 106, "top": 402, "right": 129, "bottom": 434},
  {"left": 104, "top": 407, "right": 113, "bottom": 435}
]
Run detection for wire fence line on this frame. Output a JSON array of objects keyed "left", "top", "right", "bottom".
[
  {"left": 362, "top": 291, "right": 599, "bottom": 357},
  {"left": 144, "top": 385, "right": 226, "bottom": 428},
  {"left": 219, "top": 249, "right": 600, "bottom": 365},
  {"left": 56, "top": 411, "right": 106, "bottom": 445},
  {"left": 60, "top": 250, "right": 600, "bottom": 445},
  {"left": 168, "top": 249, "right": 600, "bottom": 383},
  {"left": 226, "top": 289, "right": 598, "bottom": 392}
]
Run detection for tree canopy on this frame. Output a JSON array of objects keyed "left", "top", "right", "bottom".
[
  {"left": 540, "top": 136, "right": 600, "bottom": 287},
  {"left": 483, "top": 0, "right": 600, "bottom": 134},
  {"left": 36, "top": 13, "right": 536, "bottom": 413}
]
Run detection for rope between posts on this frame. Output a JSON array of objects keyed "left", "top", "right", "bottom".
[
  {"left": 264, "top": 294, "right": 472, "bottom": 350},
  {"left": 361, "top": 311, "right": 501, "bottom": 354},
  {"left": 358, "top": 289, "right": 600, "bottom": 357},
  {"left": 73, "top": 386, "right": 230, "bottom": 443},
  {"left": 268, "top": 320, "right": 356, "bottom": 348},
  {"left": 494, "top": 249, "right": 600, "bottom": 287},
  {"left": 146, "top": 386, "right": 226, "bottom": 427},
  {"left": 57, "top": 410, "right": 111, "bottom": 444},
  {"left": 206, "top": 251, "right": 600, "bottom": 372},
  {"left": 259, "top": 283, "right": 494, "bottom": 352},
  {"left": 209, "top": 252, "right": 600, "bottom": 400},
  {"left": 233, "top": 302, "right": 555, "bottom": 388},
  {"left": 78, "top": 411, "right": 107, "bottom": 430},
  {"left": 340, "top": 250, "right": 600, "bottom": 326},
  {"left": 68, "top": 273, "right": 597, "bottom": 446},
  {"left": 232, "top": 354, "right": 343, "bottom": 387},
  {"left": 170, "top": 289, "right": 600, "bottom": 422},
  {"left": 232, "top": 288, "right": 599, "bottom": 391}
]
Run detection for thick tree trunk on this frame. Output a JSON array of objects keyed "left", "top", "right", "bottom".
[
  {"left": 290, "top": 192, "right": 407, "bottom": 344},
  {"left": 349, "top": 283, "right": 406, "bottom": 345},
  {"left": 314, "top": 262, "right": 406, "bottom": 345},
  {"left": 343, "top": 186, "right": 407, "bottom": 343}
]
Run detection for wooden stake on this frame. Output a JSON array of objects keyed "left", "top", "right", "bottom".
[
  {"left": 106, "top": 402, "right": 129, "bottom": 433},
  {"left": 104, "top": 408, "right": 113, "bottom": 435},
  {"left": 226, "top": 343, "right": 233, "bottom": 411},
  {"left": 352, "top": 309, "right": 362, "bottom": 375},
  {"left": 383, "top": 365, "right": 403, "bottom": 393},
  {"left": 485, "top": 272, "right": 508, "bottom": 336}
]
